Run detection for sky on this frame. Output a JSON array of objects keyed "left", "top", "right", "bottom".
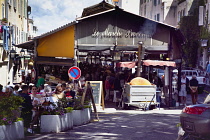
[{"left": 28, "top": 0, "right": 108, "bottom": 36}]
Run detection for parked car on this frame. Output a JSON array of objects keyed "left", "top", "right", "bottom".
[
  {"left": 177, "top": 95, "right": 210, "bottom": 140},
  {"left": 181, "top": 70, "right": 206, "bottom": 87}
]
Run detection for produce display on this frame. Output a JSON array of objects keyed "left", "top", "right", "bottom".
[{"left": 129, "top": 77, "right": 151, "bottom": 85}]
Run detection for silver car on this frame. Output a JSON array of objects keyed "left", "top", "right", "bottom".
[{"left": 177, "top": 97, "right": 210, "bottom": 140}]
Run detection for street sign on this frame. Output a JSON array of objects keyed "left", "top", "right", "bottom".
[{"left": 68, "top": 66, "right": 81, "bottom": 80}]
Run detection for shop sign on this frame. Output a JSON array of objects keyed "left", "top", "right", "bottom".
[
  {"left": 68, "top": 66, "right": 81, "bottom": 80},
  {"left": 92, "top": 28, "right": 152, "bottom": 39}
]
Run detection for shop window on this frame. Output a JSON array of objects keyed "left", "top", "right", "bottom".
[
  {"left": 177, "top": 11, "right": 180, "bottom": 22},
  {"left": 154, "top": 0, "right": 157, "bottom": 6},
  {"left": 144, "top": 5, "right": 146, "bottom": 16},
  {"left": 2, "top": 4, "right": 5, "bottom": 18},
  {"left": 140, "top": 0, "right": 143, "bottom": 5},
  {"left": 157, "top": 13, "right": 160, "bottom": 21},
  {"left": 183, "top": 8, "right": 186, "bottom": 16},
  {"left": 13, "top": 0, "right": 16, "bottom": 9}
]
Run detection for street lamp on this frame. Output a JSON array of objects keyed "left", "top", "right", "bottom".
[{"left": 10, "top": 48, "right": 16, "bottom": 59}]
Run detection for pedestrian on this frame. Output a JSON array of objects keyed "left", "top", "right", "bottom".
[
  {"left": 178, "top": 74, "right": 189, "bottom": 106},
  {"left": 105, "top": 76, "right": 111, "bottom": 101},
  {"left": 113, "top": 73, "right": 122, "bottom": 107},
  {"left": 19, "top": 85, "right": 33, "bottom": 133},
  {"left": 189, "top": 75, "right": 199, "bottom": 104},
  {"left": 36, "top": 75, "right": 45, "bottom": 89},
  {"left": 206, "top": 61, "right": 210, "bottom": 85},
  {"left": 83, "top": 81, "right": 93, "bottom": 103},
  {"left": 52, "top": 84, "right": 66, "bottom": 100},
  {"left": 13, "top": 84, "right": 20, "bottom": 96}
]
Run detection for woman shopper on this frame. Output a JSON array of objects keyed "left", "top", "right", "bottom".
[
  {"left": 52, "top": 84, "right": 66, "bottom": 100},
  {"left": 178, "top": 74, "right": 189, "bottom": 106}
]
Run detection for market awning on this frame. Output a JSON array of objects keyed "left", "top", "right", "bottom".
[
  {"left": 117, "top": 61, "right": 136, "bottom": 68},
  {"left": 36, "top": 56, "right": 74, "bottom": 66},
  {"left": 37, "top": 24, "right": 75, "bottom": 58},
  {"left": 142, "top": 60, "right": 176, "bottom": 67}
]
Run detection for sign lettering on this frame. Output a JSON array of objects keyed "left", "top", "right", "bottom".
[{"left": 92, "top": 28, "right": 152, "bottom": 39}]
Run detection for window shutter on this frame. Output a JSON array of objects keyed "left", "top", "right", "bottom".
[{"left": 199, "top": 6, "right": 204, "bottom": 26}]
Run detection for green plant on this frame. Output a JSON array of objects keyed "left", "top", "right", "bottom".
[
  {"left": 176, "top": 123, "right": 181, "bottom": 127},
  {"left": 1, "top": 18, "right": 7, "bottom": 22},
  {"left": 0, "top": 95, "right": 24, "bottom": 125},
  {"left": 65, "top": 107, "right": 73, "bottom": 113},
  {"left": 73, "top": 96, "right": 84, "bottom": 110},
  {"left": 83, "top": 105, "right": 91, "bottom": 108}
]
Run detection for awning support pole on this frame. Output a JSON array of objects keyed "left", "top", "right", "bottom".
[{"left": 137, "top": 41, "right": 143, "bottom": 77}]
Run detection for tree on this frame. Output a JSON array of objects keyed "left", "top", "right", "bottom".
[{"left": 178, "top": 0, "right": 206, "bottom": 68}]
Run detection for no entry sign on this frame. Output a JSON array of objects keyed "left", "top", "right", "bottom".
[{"left": 68, "top": 66, "right": 81, "bottom": 80}]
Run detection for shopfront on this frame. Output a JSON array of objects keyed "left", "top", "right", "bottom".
[
  {"left": 75, "top": 7, "right": 185, "bottom": 107},
  {"left": 15, "top": 4, "right": 185, "bottom": 107}
]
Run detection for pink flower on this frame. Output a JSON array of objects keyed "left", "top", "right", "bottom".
[{"left": 2, "top": 118, "right": 7, "bottom": 121}]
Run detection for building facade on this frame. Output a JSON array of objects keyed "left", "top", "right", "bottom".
[{"left": 0, "top": 0, "right": 37, "bottom": 86}]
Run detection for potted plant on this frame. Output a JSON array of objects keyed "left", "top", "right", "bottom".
[
  {"left": 72, "top": 96, "right": 85, "bottom": 126},
  {"left": 40, "top": 98, "right": 69, "bottom": 133},
  {"left": 0, "top": 94, "right": 25, "bottom": 139},
  {"left": 65, "top": 107, "right": 73, "bottom": 129},
  {"left": 1, "top": 18, "right": 7, "bottom": 25},
  {"left": 72, "top": 94, "right": 92, "bottom": 126}
]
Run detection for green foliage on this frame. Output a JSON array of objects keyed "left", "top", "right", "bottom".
[
  {"left": 1, "top": 18, "right": 7, "bottom": 22},
  {"left": 65, "top": 107, "right": 73, "bottom": 113},
  {"left": 73, "top": 96, "right": 84, "bottom": 110},
  {"left": 0, "top": 95, "right": 24, "bottom": 125},
  {"left": 84, "top": 105, "right": 91, "bottom": 108},
  {"left": 200, "top": 26, "right": 210, "bottom": 39},
  {"left": 179, "top": 10, "right": 200, "bottom": 67}
]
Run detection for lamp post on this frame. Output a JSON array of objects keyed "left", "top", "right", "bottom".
[{"left": 137, "top": 41, "right": 143, "bottom": 77}]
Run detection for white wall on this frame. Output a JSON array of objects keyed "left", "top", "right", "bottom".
[{"left": 121, "top": 0, "right": 140, "bottom": 15}]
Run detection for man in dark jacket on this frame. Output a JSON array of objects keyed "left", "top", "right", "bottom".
[
  {"left": 189, "top": 75, "right": 199, "bottom": 104},
  {"left": 19, "top": 85, "right": 33, "bottom": 131}
]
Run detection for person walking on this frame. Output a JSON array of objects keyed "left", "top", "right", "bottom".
[
  {"left": 113, "top": 74, "right": 122, "bottom": 107},
  {"left": 104, "top": 76, "right": 111, "bottom": 101},
  {"left": 178, "top": 74, "right": 189, "bottom": 106},
  {"left": 189, "top": 75, "right": 199, "bottom": 105}
]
